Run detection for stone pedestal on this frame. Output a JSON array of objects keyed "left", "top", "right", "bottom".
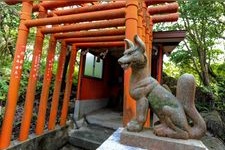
[
  {"left": 98, "top": 128, "right": 145, "bottom": 150},
  {"left": 120, "top": 128, "right": 208, "bottom": 150}
]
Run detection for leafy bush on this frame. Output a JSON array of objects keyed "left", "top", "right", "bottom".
[{"left": 212, "top": 78, "right": 225, "bottom": 111}]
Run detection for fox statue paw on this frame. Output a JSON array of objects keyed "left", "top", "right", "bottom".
[
  {"left": 153, "top": 123, "right": 189, "bottom": 139},
  {"left": 127, "top": 119, "right": 143, "bottom": 132}
]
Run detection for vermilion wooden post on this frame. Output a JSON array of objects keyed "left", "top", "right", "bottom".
[
  {"left": 0, "top": 2, "right": 33, "bottom": 149},
  {"left": 143, "top": 2, "right": 150, "bottom": 128},
  {"left": 146, "top": 14, "right": 151, "bottom": 72},
  {"left": 142, "top": 20, "right": 146, "bottom": 42},
  {"left": 149, "top": 17, "right": 154, "bottom": 127},
  {"left": 137, "top": 2, "right": 143, "bottom": 39},
  {"left": 149, "top": 16, "right": 153, "bottom": 73},
  {"left": 157, "top": 45, "right": 163, "bottom": 83},
  {"left": 19, "top": 6, "right": 46, "bottom": 141},
  {"left": 76, "top": 52, "right": 84, "bottom": 100},
  {"left": 60, "top": 44, "right": 77, "bottom": 126},
  {"left": 31, "top": 35, "right": 56, "bottom": 133},
  {"left": 123, "top": 0, "right": 138, "bottom": 126},
  {"left": 47, "top": 41, "right": 67, "bottom": 131},
  {"left": 142, "top": 2, "right": 147, "bottom": 42}
]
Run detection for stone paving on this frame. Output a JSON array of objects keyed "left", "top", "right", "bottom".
[{"left": 61, "top": 108, "right": 225, "bottom": 150}]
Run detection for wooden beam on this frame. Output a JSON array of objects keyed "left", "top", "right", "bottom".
[
  {"left": 148, "top": 2, "right": 178, "bottom": 15},
  {"left": 25, "top": 8, "right": 125, "bottom": 27},
  {"left": 54, "top": 28, "right": 125, "bottom": 39},
  {"left": 64, "top": 35, "right": 125, "bottom": 43},
  {"left": 42, "top": 18, "right": 125, "bottom": 34},
  {"left": 47, "top": 1, "right": 126, "bottom": 17}
]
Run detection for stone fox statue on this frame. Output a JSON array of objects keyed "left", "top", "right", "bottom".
[{"left": 118, "top": 35, "right": 206, "bottom": 139}]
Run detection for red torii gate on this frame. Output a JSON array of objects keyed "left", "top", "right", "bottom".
[{"left": 0, "top": 0, "right": 179, "bottom": 149}]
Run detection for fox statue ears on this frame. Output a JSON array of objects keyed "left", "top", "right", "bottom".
[
  {"left": 134, "top": 35, "right": 146, "bottom": 53},
  {"left": 124, "top": 39, "right": 134, "bottom": 49},
  {"left": 124, "top": 35, "right": 146, "bottom": 53}
]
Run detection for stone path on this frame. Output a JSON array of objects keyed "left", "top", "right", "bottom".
[{"left": 61, "top": 108, "right": 225, "bottom": 150}]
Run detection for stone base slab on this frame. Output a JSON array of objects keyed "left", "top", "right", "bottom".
[
  {"left": 120, "top": 128, "right": 208, "bottom": 150},
  {"left": 8, "top": 126, "right": 69, "bottom": 150},
  {"left": 98, "top": 128, "right": 145, "bottom": 150}
]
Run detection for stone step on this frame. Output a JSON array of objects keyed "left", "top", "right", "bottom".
[
  {"left": 86, "top": 108, "right": 123, "bottom": 130},
  {"left": 68, "top": 125, "right": 114, "bottom": 150}
]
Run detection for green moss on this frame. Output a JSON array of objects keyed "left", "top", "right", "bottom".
[{"left": 148, "top": 94, "right": 178, "bottom": 112}]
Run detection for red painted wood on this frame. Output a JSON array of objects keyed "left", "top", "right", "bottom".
[
  {"left": 47, "top": 41, "right": 67, "bottom": 131},
  {"left": 60, "top": 45, "right": 77, "bottom": 126},
  {"left": 79, "top": 56, "right": 110, "bottom": 100},
  {"left": 19, "top": 6, "right": 46, "bottom": 141},
  {"left": 123, "top": 0, "right": 138, "bottom": 126},
  {"left": 0, "top": 2, "right": 33, "bottom": 149},
  {"left": 157, "top": 45, "right": 163, "bottom": 83}
]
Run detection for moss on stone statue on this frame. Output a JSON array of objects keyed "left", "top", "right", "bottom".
[{"left": 148, "top": 94, "right": 178, "bottom": 112}]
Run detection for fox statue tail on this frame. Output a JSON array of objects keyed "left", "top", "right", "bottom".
[{"left": 176, "top": 73, "right": 206, "bottom": 139}]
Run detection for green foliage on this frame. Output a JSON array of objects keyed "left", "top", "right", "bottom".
[
  {"left": 163, "top": 61, "right": 180, "bottom": 79},
  {"left": 157, "top": 0, "right": 225, "bottom": 86},
  {"left": 160, "top": 0, "right": 225, "bottom": 112},
  {"left": 211, "top": 64, "right": 225, "bottom": 111},
  {"left": 0, "top": 2, "right": 20, "bottom": 104},
  {"left": 72, "top": 50, "right": 81, "bottom": 85},
  {"left": 0, "top": 62, "right": 11, "bottom": 102},
  {"left": 0, "top": 79, "right": 8, "bottom": 102},
  {"left": 0, "top": 2, "right": 20, "bottom": 59},
  {"left": 213, "top": 81, "right": 225, "bottom": 111},
  {"left": 212, "top": 62, "right": 225, "bottom": 77},
  {"left": 18, "top": 60, "right": 30, "bottom": 100}
]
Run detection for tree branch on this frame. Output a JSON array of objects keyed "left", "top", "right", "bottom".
[{"left": 183, "top": 40, "right": 202, "bottom": 78}]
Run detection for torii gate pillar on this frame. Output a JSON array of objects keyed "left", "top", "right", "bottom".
[{"left": 123, "top": 0, "right": 138, "bottom": 126}]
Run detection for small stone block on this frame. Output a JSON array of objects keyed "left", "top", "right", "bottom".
[
  {"left": 98, "top": 128, "right": 145, "bottom": 150},
  {"left": 120, "top": 128, "right": 208, "bottom": 150}
]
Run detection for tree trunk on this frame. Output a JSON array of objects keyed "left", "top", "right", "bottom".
[
  {"left": 199, "top": 49, "right": 210, "bottom": 86},
  {"left": 201, "top": 65, "right": 210, "bottom": 86}
]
